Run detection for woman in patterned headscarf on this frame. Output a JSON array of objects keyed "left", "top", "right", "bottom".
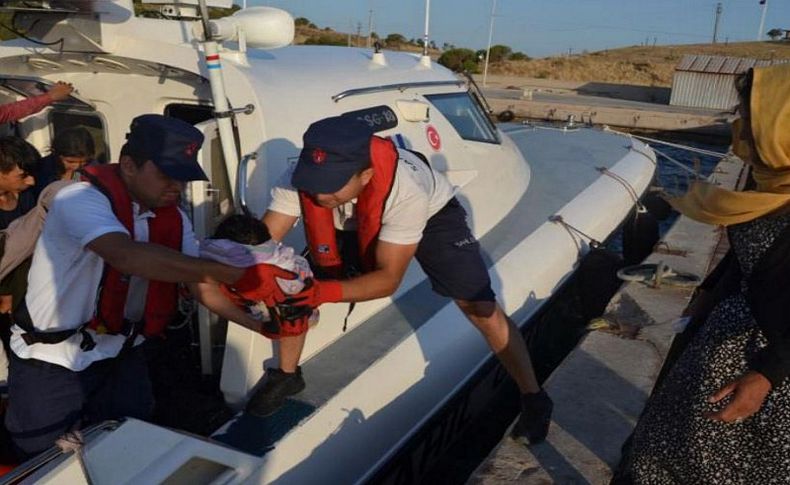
[{"left": 624, "top": 63, "right": 790, "bottom": 484}]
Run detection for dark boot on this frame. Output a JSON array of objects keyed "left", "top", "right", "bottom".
[
  {"left": 245, "top": 367, "right": 306, "bottom": 417},
  {"left": 510, "top": 389, "right": 553, "bottom": 445}
]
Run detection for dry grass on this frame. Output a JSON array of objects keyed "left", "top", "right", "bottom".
[{"left": 491, "top": 42, "right": 790, "bottom": 87}]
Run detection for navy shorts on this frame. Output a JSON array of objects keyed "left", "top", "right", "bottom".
[
  {"left": 415, "top": 198, "right": 496, "bottom": 302},
  {"left": 5, "top": 346, "right": 154, "bottom": 458}
]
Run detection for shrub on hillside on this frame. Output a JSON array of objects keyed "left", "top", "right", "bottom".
[
  {"left": 385, "top": 33, "right": 408, "bottom": 48},
  {"left": 304, "top": 34, "right": 346, "bottom": 46},
  {"left": 509, "top": 51, "right": 530, "bottom": 61},
  {"left": 438, "top": 48, "right": 480, "bottom": 73},
  {"left": 295, "top": 17, "right": 317, "bottom": 29},
  {"left": 488, "top": 44, "right": 512, "bottom": 62}
]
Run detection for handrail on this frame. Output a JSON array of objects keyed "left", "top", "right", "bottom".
[
  {"left": 237, "top": 152, "right": 256, "bottom": 216},
  {"left": 332, "top": 80, "right": 465, "bottom": 102},
  {"left": 0, "top": 421, "right": 120, "bottom": 485}
]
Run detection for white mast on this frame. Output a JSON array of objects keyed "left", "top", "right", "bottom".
[
  {"left": 196, "top": 0, "right": 240, "bottom": 200},
  {"left": 758, "top": 0, "right": 769, "bottom": 41},
  {"left": 482, "top": 0, "right": 497, "bottom": 87},
  {"left": 420, "top": 0, "right": 431, "bottom": 67}
]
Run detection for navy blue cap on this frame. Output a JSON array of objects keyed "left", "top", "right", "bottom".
[
  {"left": 291, "top": 116, "right": 375, "bottom": 194},
  {"left": 126, "top": 114, "right": 208, "bottom": 182}
]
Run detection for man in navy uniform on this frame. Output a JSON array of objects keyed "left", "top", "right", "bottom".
[
  {"left": 257, "top": 116, "right": 553, "bottom": 445},
  {"left": 5, "top": 114, "right": 292, "bottom": 457}
]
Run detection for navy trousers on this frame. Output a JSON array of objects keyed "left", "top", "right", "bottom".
[{"left": 4, "top": 346, "right": 153, "bottom": 458}]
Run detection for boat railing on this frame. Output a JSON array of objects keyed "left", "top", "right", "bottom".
[
  {"left": 0, "top": 421, "right": 121, "bottom": 485},
  {"left": 237, "top": 152, "right": 256, "bottom": 216},
  {"left": 331, "top": 80, "right": 465, "bottom": 103}
]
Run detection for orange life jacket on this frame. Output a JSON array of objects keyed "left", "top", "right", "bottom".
[
  {"left": 81, "top": 164, "right": 182, "bottom": 338},
  {"left": 299, "top": 136, "right": 398, "bottom": 278}
]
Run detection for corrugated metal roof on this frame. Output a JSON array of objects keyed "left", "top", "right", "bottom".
[{"left": 675, "top": 54, "right": 789, "bottom": 75}]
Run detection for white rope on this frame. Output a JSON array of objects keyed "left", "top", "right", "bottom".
[
  {"left": 652, "top": 147, "right": 707, "bottom": 180},
  {"left": 56, "top": 431, "right": 95, "bottom": 485},
  {"left": 604, "top": 126, "right": 727, "bottom": 159}
]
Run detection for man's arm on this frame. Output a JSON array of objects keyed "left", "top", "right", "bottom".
[
  {"left": 187, "top": 282, "right": 263, "bottom": 332},
  {"left": 263, "top": 209, "right": 298, "bottom": 242},
  {"left": 0, "top": 82, "right": 73, "bottom": 124},
  {"left": 88, "top": 232, "right": 242, "bottom": 285},
  {"left": 338, "top": 240, "right": 418, "bottom": 302}
]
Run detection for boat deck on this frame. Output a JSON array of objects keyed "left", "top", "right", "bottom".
[{"left": 212, "top": 126, "right": 642, "bottom": 458}]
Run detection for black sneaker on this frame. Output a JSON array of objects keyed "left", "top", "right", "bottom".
[
  {"left": 245, "top": 367, "right": 306, "bottom": 417},
  {"left": 510, "top": 389, "right": 553, "bottom": 445}
]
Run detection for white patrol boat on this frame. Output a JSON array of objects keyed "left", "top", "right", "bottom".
[{"left": 0, "top": 1, "right": 657, "bottom": 483}]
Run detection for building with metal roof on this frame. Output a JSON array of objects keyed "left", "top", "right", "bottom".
[{"left": 670, "top": 54, "right": 789, "bottom": 110}]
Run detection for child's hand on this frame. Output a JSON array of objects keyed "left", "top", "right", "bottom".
[{"left": 226, "top": 264, "right": 300, "bottom": 306}]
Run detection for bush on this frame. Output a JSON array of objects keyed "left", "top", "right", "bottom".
[
  {"left": 304, "top": 34, "right": 346, "bottom": 46},
  {"left": 438, "top": 48, "right": 479, "bottom": 73},
  {"left": 385, "top": 33, "right": 407, "bottom": 48},
  {"left": 488, "top": 44, "right": 512, "bottom": 63},
  {"left": 509, "top": 51, "right": 530, "bottom": 61}
]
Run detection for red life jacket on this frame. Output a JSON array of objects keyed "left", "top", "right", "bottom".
[
  {"left": 299, "top": 136, "right": 398, "bottom": 278},
  {"left": 80, "top": 164, "right": 182, "bottom": 338}
]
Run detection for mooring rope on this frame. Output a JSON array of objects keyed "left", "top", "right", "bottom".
[
  {"left": 549, "top": 215, "right": 602, "bottom": 250},
  {"left": 596, "top": 166, "right": 647, "bottom": 212}
]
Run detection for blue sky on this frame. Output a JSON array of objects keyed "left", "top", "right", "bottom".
[{"left": 255, "top": 0, "right": 790, "bottom": 57}]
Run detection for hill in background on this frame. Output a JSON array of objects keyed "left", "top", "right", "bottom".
[{"left": 489, "top": 42, "right": 790, "bottom": 87}]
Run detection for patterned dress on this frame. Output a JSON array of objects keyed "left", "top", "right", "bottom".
[{"left": 628, "top": 212, "right": 790, "bottom": 484}]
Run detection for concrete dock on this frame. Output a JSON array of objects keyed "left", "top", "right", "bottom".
[
  {"left": 467, "top": 154, "right": 746, "bottom": 484},
  {"left": 476, "top": 75, "right": 729, "bottom": 135}
]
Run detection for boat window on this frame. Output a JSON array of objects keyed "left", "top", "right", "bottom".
[
  {"left": 161, "top": 457, "right": 233, "bottom": 484},
  {"left": 49, "top": 111, "right": 109, "bottom": 163},
  {"left": 165, "top": 103, "right": 214, "bottom": 125},
  {"left": 424, "top": 92, "right": 500, "bottom": 144},
  {"left": 1, "top": 78, "right": 94, "bottom": 111}
]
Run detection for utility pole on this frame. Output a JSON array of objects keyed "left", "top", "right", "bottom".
[
  {"left": 367, "top": 9, "right": 373, "bottom": 48},
  {"left": 712, "top": 2, "right": 722, "bottom": 44},
  {"left": 348, "top": 20, "right": 353, "bottom": 47},
  {"left": 483, "top": 0, "right": 497, "bottom": 87},
  {"left": 757, "top": 0, "right": 769, "bottom": 41},
  {"left": 356, "top": 22, "right": 362, "bottom": 47}
]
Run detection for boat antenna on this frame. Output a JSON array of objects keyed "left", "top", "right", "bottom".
[
  {"left": 757, "top": 0, "right": 768, "bottom": 41},
  {"left": 197, "top": 0, "right": 242, "bottom": 202},
  {"left": 482, "top": 0, "right": 497, "bottom": 87},
  {"left": 420, "top": 0, "right": 431, "bottom": 66}
]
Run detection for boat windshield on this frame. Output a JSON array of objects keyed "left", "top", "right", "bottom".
[{"left": 425, "top": 92, "right": 500, "bottom": 144}]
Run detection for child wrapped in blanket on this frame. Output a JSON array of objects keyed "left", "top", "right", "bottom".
[{"left": 200, "top": 214, "right": 318, "bottom": 341}]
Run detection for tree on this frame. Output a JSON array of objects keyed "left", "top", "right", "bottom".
[
  {"left": 488, "top": 44, "right": 512, "bottom": 63},
  {"left": 385, "top": 33, "right": 407, "bottom": 48},
  {"left": 304, "top": 34, "right": 346, "bottom": 46},
  {"left": 509, "top": 51, "right": 530, "bottom": 61},
  {"left": 438, "top": 48, "right": 479, "bottom": 73},
  {"left": 294, "top": 17, "right": 316, "bottom": 28},
  {"left": 767, "top": 28, "right": 783, "bottom": 40}
]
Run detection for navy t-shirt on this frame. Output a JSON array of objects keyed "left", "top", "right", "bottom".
[{"left": 0, "top": 189, "right": 36, "bottom": 230}]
